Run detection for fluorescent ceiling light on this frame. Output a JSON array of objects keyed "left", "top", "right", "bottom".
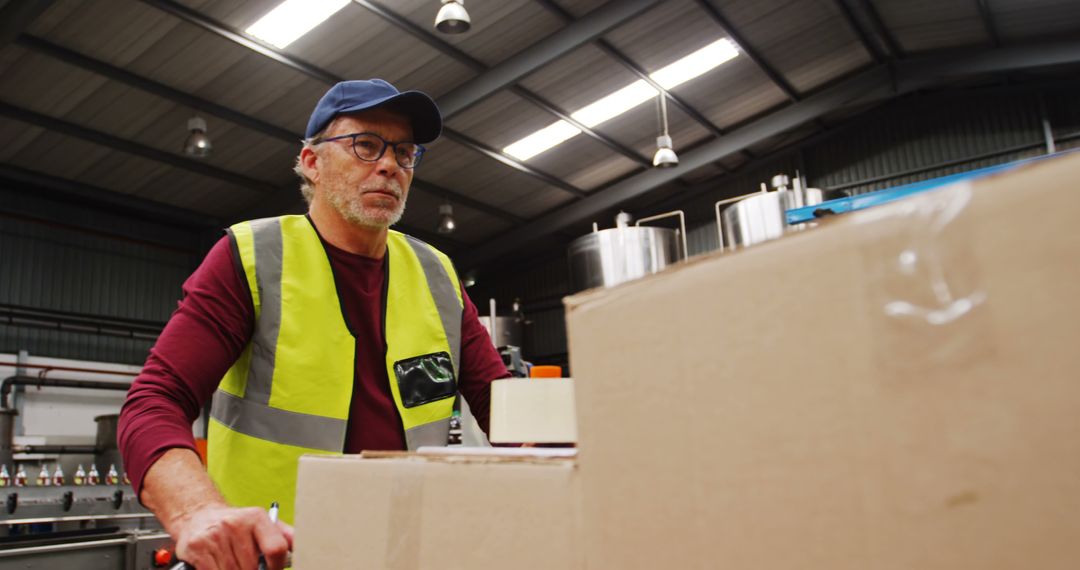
[
  {"left": 246, "top": 0, "right": 351, "bottom": 49},
  {"left": 571, "top": 81, "right": 659, "bottom": 128},
  {"left": 652, "top": 38, "right": 739, "bottom": 89},
  {"left": 504, "top": 38, "right": 739, "bottom": 161},
  {"left": 503, "top": 121, "right": 582, "bottom": 162}
]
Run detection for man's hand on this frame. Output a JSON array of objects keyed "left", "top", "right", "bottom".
[
  {"left": 141, "top": 448, "right": 293, "bottom": 570},
  {"left": 171, "top": 505, "right": 293, "bottom": 570}
]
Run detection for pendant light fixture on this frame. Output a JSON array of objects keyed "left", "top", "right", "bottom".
[
  {"left": 437, "top": 203, "right": 456, "bottom": 234},
  {"left": 652, "top": 93, "right": 678, "bottom": 168},
  {"left": 435, "top": 0, "right": 470, "bottom": 34},
  {"left": 183, "top": 116, "right": 212, "bottom": 158}
]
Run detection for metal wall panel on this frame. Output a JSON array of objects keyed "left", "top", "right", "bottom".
[
  {"left": 469, "top": 252, "right": 572, "bottom": 307},
  {"left": 808, "top": 92, "right": 1046, "bottom": 192},
  {"left": 1046, "top": 89, "right": 1080, "bottom": 138},
  {"left": 686, "top": 221, "right": 721, "bottom": 257},
  {"left": 0, "top": 192, "right": 204, "bottom": 364},
  {"left": 524, "top": 308, "right": 568, "bottom": 364},
  {"left": 0, "top": 327, "right": 154, "bottom": 367},
  {"left": 0, "top": 217, "right": 191, "bottom": 319}
]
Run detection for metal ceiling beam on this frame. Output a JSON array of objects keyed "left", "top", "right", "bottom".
[
  {"left": 695, "top": 0, "right": 800, "bottom": 101},
  {"left": 458, "top": 67, "right": 893, "bottom": 268},
  {"left": 17, "top": 33, "right": 527, "bottom": 225},
  {"left": 893, "top": 39, "right": 1080, "bottom": 90},
  {"left": 0, "top": 102, "right": 281, "bottom": 195},
  {"left": 508, "top": 88, "right": 652, "bottom": 165},
  {"left": 354, "top": 0, "right": 654, "bottom": 167},
  {"left": 858, "top": 0, "right": 904, "bottom": 59},
  {"left": 0, "top": 163, "right": 219, "bottom": 228},
  {"left": 138, "top": 0, "right": 338, "bottom": 83},
  {"left": 833, "top": 0, "right": 885, "bottom": 63},
  {"left": 15, "top": 34, "right": 300, "bottom": 143},
  {"left": 143, "top": 0, "right": 591, "bottom": 198},
  {"left": 532, "top": 0, "right": 748, "bottom": 166},
  {"left": 0, "top": 0, "right": 54, "bottom": 47},
  {"left": 412, "top": 180, "right": 525, "bottom": 224},
  {"left": 441, "top": 130, "right": 588, "bottom": 198},
  {"left": 590, "top": 42, "right": 731, "bottom": 140},
  {"left": 430, "top": 0, "right": 661, "bottom": 116},
  {"left": 975, "top": 0, "right": 1001, "bottom": 48},
  {"left": 459, "top": 38, "right": 1080, "bottom": 268},
  {"left": 351, "top": 0, "right": 486, "bottom": 72}
]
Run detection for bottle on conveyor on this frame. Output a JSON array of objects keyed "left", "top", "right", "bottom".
[
  {"left": 106, "top": 464, "right": 119, "bottom": 485},
  {"left": 51, "top": 464, "right": 64, "bottom": 486},
  {"left": 36, "top": 465, "right": 49, "bottom": 486}
]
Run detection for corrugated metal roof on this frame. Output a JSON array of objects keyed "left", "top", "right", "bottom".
[
  {"left": 808, "top": 93, "right": 1045, "bottom": 190},
  {"left": 0, "top": 0, "right": 1077, "bottom": 258},
  {"left": 874, "top": 0, "right": 989, "bottom": 53},
  {"left": 555, "top": 0, "right": 612, "bottom": 19},
  {"left": 399, "top": 187, "right": 514, "bottom": 243},
  {"left": 714, "top": 0, "right": 873, "bottom": 93},
  {"left": 417, "top": 137, "right": 574, "bottom": 219},
  {"left": 990, "top": 0, "right": 1080, "bottom": 42},
  {"left": 444, "top": 90, "right": 558, "bottom": 151}
]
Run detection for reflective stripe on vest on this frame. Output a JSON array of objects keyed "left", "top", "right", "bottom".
[{"left": 207, "top": 215, "right": 462, "bottom": 523}]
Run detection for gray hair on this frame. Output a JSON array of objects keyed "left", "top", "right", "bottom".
[{"left": 293, "top": 124, "right": 330, "bottom": 205}]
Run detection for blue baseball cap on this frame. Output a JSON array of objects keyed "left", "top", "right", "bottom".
[{"left": 305, "top": 79, "right": 443, "bottom": 143}]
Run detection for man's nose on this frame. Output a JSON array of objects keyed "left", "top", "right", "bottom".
[{"left": 375, "top": 149, "right": 400, "bottom": 176}]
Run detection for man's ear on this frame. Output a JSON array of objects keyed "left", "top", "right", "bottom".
[{"left": 300, "top": 146, "right": 319, "bottom": 185}]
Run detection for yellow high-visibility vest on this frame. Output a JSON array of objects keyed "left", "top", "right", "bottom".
[{"left": 206, "top": 215, "right": 463, "bottom": 523}]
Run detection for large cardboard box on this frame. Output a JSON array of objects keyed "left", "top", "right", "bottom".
[
  {"left": 292, "top": 451, "right": 581, "bottom": 569},
  {"left": 565, "top": 153, "right": 1080, "bottom": 569}
]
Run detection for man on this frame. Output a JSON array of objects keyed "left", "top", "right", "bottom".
[{"left": 119, "top": 79, "right": 509, "bottom": 570}]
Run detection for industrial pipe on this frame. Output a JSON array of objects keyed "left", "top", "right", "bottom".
[
  {"left": 14, "top": 444, "right": 99, "bottom": 455},
  {"left": 0, "top": 376, "right": 132, "bottom": 408}
]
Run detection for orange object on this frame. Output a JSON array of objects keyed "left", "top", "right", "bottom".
[
  {"left": 529, "top": 365, "right": 562, "bottom": 378},
  {"left": 194, "top": 438, "right": 208, "bottom": 465},
  {"left": 153, "top": 547, "right": 174, "bottom": 567}
]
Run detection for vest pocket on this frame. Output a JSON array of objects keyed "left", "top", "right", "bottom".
[{"left": 393, "top": 351, "right": 457, "bottom": 408}]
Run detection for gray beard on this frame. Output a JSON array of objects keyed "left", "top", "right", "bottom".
[{"left": 326, "top": 181, "right": 406, "bottom": 229}]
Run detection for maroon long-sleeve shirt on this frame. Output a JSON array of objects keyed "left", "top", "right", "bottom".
[{"left": 118, "top": 232, "right": 508, "bottom": 497}]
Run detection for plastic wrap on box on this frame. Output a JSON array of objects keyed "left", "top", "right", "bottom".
[{"left": 856, "top": 181, "right": 995, "bottom": 373}]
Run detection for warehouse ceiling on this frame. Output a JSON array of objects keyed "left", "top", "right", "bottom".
[{"left": 2, "top": 0, "right": 1079, "bottom": 270}]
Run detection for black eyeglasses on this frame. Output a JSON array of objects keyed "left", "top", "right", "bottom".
[{"left": 312, "top": 132, "right": 426, "bottom": 169}]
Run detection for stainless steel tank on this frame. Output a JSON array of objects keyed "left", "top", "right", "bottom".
[
  {"left": 719, "top": 175, "right": 824, "bottom": 251},
  {"left": 569, "top": 212, "right": 684, "bottom": 292}
]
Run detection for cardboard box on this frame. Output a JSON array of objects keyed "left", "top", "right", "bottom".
[
  {"left": 292, "top": 451, "right": 582, "bottom": 569},
  {"left": 565, "top": 152, "right": 1080, "bottom": 569},
  {"left": 489, "top": 378, "right": 578, "bottom": 443}
]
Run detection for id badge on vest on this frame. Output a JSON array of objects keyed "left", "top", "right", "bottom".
[{"left": 393, "top": 351, "right": 456, "bottom": 407}]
